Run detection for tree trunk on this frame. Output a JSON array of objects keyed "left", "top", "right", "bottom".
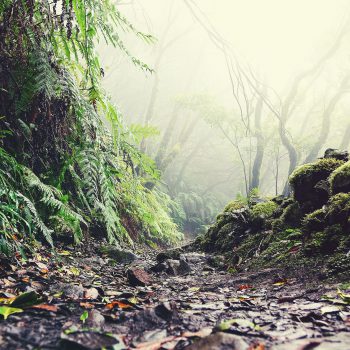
[
  {"left": 250, "top": 94, "right": 264, "bottom": 191},
  {"left": 304, "top": 76, "right": 349, "bottom": 163}
]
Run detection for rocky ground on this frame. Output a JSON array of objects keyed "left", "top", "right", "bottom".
[{"left": 0, "top": 242, "right": 349, "bottom": 350}]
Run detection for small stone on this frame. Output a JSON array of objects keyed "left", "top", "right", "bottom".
[
  {"left": 150, "top": 262, "right": 167, "bottom": 273},
  {"left": 156, "top": 248, "right": 183, "bottom": 263},
  {"left": 164, "top": 258, "right": 192, "bottom": 276},
  {"left": 54, "top": 283, "right": 84, "bottom": 300},
  {"left": 102, "top": 247, "right": 139, "bottom": 264},
  {"left": 87, "top": 310, "right": 105, "bottom": 329},
  {"left": 127, "top": 268, "right": 152, "bottom": 286},
  {"left": 155, "top": 302, "right": 175, "bottom": 321},
  {"left": 85, "top": 287, "right": 99, "bottom": 300},
  {"left": 185, "top": 332, "right": 249, "bottom": 350}
]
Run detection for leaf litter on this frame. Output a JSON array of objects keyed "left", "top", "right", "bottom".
[{"left": 0, "top": 241, "right": 349, "bottom": 349}]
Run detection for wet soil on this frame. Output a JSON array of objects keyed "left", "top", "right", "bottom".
[{"left": 0, "top": 243, "right": 349, "bottom": 350}]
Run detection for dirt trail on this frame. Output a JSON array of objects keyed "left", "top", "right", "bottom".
[{"left": 0, "top": 245, "right": 349, "bottom": 349}]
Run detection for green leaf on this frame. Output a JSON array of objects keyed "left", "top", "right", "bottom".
[
  {"left": 0, "top": 306, "right": 23, "bottom": 320},
  {"left": 217, "top": 318, "right": 260, "bottom": 331},
  {"left": 80, "top": 310, "right": 88, "bottom": 324},
  {"left": 11, "top": 291, "right": 40, "bottom": 308}
]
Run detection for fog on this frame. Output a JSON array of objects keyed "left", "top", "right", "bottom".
[{"left": 98, "top": 0, "right": 350, "bottom": 234}]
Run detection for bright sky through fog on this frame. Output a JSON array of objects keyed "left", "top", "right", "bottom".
[{"left": 192, "top": 0, "right": 350, "bottom": 88}]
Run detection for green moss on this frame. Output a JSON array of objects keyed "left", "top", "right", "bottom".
[
  {"left": 302, "top": 209, "right": 326, "bottom": 234},
  {"left": 223, "top": 200, "right": 246, "bottom": 213},
  {"left": 329, "top": 161, "right": 350, "bottom": 195},
  {"left": 289, "top": 158, "right": 344, "bottom": 206},
  {"left": 326, "top": 193, "right": 350, "bottom": 227},
  {"left": 303, "top": 224, "right": 345, "bottom": 256},
  {"left": 251, "top": 201, "right": 278, "bottom": 219}
]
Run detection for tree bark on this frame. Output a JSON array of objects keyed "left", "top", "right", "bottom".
[{"left": 250, "top": 94, "right": 264, "bottom": 191}]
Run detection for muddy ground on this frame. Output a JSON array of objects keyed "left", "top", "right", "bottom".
[{"left": 0, "top": 242, "right": 349, "bottom": 350}]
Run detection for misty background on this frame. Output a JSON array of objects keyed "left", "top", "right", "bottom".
[{"left": 98, "top": 0, "right": 350, "bottom": 235}]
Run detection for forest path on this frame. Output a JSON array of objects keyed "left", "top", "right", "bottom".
[{"left": 0, "top": 245, "right": 349, "bottom": 349}]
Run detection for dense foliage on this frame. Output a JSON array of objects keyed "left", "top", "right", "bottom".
[{"left": 0, "top": 0, "right": 182, "bottom": 255}]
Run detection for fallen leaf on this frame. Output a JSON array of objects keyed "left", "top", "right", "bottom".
[
  {"left": 0, "top": 297, "right": 15, "bottom": 304},
  {"left": 0, "top": 306, "right": 23, "bottom": 319},
  {"left": 11, "top": 291, "right": 41, "bottom": 308},
  {"left": 338, "top": 289, "right": 350, "bottom": 304},
  {"left": 80, "top": 302, "right": 95, "bottom": 309},
  {"left": 238, "top": 284, "right": 253, "bottom": 291},
  {"left": 70, "top": 267, "right": 80, "bottom": 276},
  {"left": 217, "top": 318, "right": 260, "bottom": 331},
  {"left": 58, "top": 250, "right": 71, "bottom": 256},
  {"left": 32, "top": 304, "right": 58, "bottom": 312},
  {"left": 249, "top": 343, "right": 265, "bottom": 350},
  {"left": 273, "top": 279, "right": 288, "bottom": 286},
  {"left": 106, "top": 300, "right": 133, "bottom": 310},
  {"left": 321, "top": 305, "right": 341, "bottom": 314}
]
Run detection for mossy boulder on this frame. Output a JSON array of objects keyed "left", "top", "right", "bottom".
[
  {"left": 202, "top": 206, "right": 251, "bottom": 253},
  {"left": 251, "top": 200, "right": 278, "bottom": 230},
  {"left": 251, "top": 201, "right": 278, "bottom": 218},
  {"left": 326, "top": 193, "right": 350, "bottom": 228},
  {"left": 272, "top": 201, "right": 302, "bottom": 232},
  {"left": 329, "top": 161, "right": 350, "bottom": 195},
  {"left": 302, "top": 209, "right": 326, "bottom": 234},
  {"left": 324, "top": 148, "right": 349, "bottom": 161},
  {"left": 289, "top": 158, "right": 344, "bottom": 209}
]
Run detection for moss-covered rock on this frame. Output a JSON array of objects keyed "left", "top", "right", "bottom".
[
  {"left": 326, "top": 193, "right": 350, "bottom": 228},
  {"left": 329, "top": 161, "right": 350, "bottom": 195},
  {"left": 223, "top": 200, "right": 246, "bottom": 213},
  {"left": 302, "top": 209, "right": 326, "bottom": 234},
  {"left": 202, "top": 206, "right": 251, "bottom": 253},
  {"left": 303, "top": 224, "right": 345, "bottom": 256},
  {"left": 272, "top": 201, "right": 302, "bottom": 232},
  {"left": 251, "top": 201, "right": 278, "bottom": 218},
  {"left": 289, "top": 158, "right": 344, "bottom": 209}
]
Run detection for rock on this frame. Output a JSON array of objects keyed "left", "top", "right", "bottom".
[
  {"left": 150, "top": 261, "right": 168, "bottom": 273},
  {"left": 60, "top": 330, "right": 122, "bottom": 350},
  {"left": 329, "top": 161, "right": 350, "bottom": 194},
  {"left": 52, "top": 283, "right": 84, "bottom": 300},
  {"left": 84, "top": 287, "right": 99, "bottom": 300},
  {"left": 166, "top": 258, "right": 191, "bottom": 276},
  {"left": 324, "top": 148, "right": 349, "bottom": 161},
  {"left": 202, "top": 207, "right": 252, "bottom": 253},
  {"left": 206, "top": 255, "right": 226, "bottom": 269},
  {"left": 156, "top": 248, "right": 183, "bottom": 263},
  {"left": 101, "top": 246, "right": 139, "bottom": 264},
  {"left": 133, "top": 308, "right": 166, "bottom": 333},
  {"left": 154, "top": 302, "right": 175, "bottom": 321},
  {"left": 86, "top": 310, "right": 105, "bottom": 329},
  {"left": 127, "top": 268, "right": 152, "bottom": 286},
  {"left": 184, "top": 332, "right": 249, "bottom": 350},
  {"left": 289, "top": 158, "right": 344, "bottom": 208},
  {"left": 181, "top": 252, "right": 205, "bottom": 264}
]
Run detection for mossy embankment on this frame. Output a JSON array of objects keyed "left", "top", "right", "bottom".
[{"left": 196, "top": 149, "right": 350, "bottom": 280}]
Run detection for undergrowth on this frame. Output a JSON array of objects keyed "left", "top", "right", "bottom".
[{"left": 0, "top": 0, "right": 182, "bottom": 255}]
